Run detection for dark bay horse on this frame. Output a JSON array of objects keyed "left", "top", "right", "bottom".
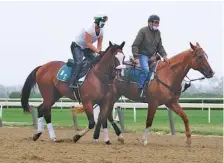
[
  {"left": 21, "top": 41, "right": 126, "bottom": 143},
  {"left": 75, "top": 42, "right": 214, "bottom": 146}
]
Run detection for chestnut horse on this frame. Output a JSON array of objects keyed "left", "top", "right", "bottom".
[
  {"left": 75, "top": 42, "right": 214, "bottom": 146},
  {"left": 21, "top": 41, "right": 126, "bottom": 143}
]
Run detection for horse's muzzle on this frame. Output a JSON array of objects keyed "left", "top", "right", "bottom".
[{"left": 204, "top": 70, "right": 215, "bottom": 78}]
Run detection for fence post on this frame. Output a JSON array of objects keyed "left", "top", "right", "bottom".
[
  {"left": 116, "top": 106, "right": 125, "bottom": 133},
  {"left": 60, "top": 99, "right": 63, "bottom": 111},
  {"left": 6, "top": 100, "right": 8, "bottom": 109},
  {"left": 167, "top": 107, "right": 175, "bottom": 135},
  {"left": 208, "top": 107, "right": 211, "bottom": 123},
  {"left": 202, "top": 100, "right": 204, "bottom": 110},
  {"left": 72, "top": 107, "right": 79, "bottom": 131},
  {"left": 30, "top": 106, "right": 37, "bottom": 129},
  {"left": 0, "top": 105, "right": 3, "bottom": 127},
  {"left": 133, "top": 105, "right": 136, "bottom": 123}
]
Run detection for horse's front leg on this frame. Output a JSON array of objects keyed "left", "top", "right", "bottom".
[{"left": 166, "top": 102, "right": 191, "bottom": 147}]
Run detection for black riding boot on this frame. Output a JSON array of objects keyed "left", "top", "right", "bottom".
[{"left": 68, "top": 65, "right": 81, "bottom": 89}]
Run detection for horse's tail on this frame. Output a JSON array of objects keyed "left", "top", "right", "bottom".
[{"left": 21, "top": 66, "right": 41, "bottom": 113}]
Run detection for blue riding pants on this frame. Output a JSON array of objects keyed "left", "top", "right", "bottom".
[{"left": 138, "top": 54, "right": 153, "bottom": 88}]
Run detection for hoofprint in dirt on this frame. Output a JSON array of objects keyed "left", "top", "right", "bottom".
[{"left": 0, "top": 127, "right": 222, "bottom": 163}]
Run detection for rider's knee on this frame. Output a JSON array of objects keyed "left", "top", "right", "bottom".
[{"left": 76, "top": 61, "right": 83, "bottom": 66}]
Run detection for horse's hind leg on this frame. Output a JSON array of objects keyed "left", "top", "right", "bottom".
[
  {"left": 142, "top": 102, "right": 158, "bottom": 146},
  {"left": 73, "top": 102, "right": 95, "bottom": 143},
  {"left": 39, "top": 86, "right": 61, "bottom": 142},
  {"left": 43, "top": 105, "right": 56, "bottom": 141},
  {"left": 33, "top": 104, "right": 44, "bottom": 141}
]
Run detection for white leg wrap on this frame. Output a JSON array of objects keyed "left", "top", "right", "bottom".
[
  {"left": 119, "top": 133, "right": 123, "bottom": 138},
  {"left": 92, "top": 139, "right": 99, "bottom": 144},
  {"left": 94, "top": 106, "right": 100, "bottom": 123},
  {"left": 103, "top": 128, "right": 110, "bottom": 142},
  {"left": 47, "top": 123, "right": 56, "bottom": 141},
  {"left": 37, "top": 117, "right": 44, "bottom": 133},
  {"left": 142, "top": 128, "right": 149, "bottom": 145}
]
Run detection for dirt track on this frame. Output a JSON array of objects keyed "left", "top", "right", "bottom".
[{"left": 0, "top": 127, "right": 223, "bottom": 163}]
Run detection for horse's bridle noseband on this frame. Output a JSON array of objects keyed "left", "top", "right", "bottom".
[{"left": 154, "top": 49, "right": 207, "bottom": 95}]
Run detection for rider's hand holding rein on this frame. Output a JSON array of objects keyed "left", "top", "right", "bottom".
[{"left": 163, "top": 56, "right": 168, "bottom": 62}]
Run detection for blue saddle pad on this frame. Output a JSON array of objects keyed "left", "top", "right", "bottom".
[
  {"left": 56, "top": 64, "right": 72, "bottom": 82},
  {"left": 123, "top": 67, "right": 151, "bottom": 83}
]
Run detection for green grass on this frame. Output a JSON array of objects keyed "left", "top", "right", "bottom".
[{"left": 1, "top": 108, "right": 223, "bottom": 136}]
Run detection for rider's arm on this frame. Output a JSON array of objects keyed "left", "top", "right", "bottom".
[
  {"left": 132, "top": 28, "right": 144, "bottom": 58},
  {"left": 157, "top": 31, "right": 167, "bottom": 58},
  {"left": 85, "top": 32, "right": 100, "bottom": 53},
  {"left": 97, "top": 36, "right": 103, "bottom": 51}
]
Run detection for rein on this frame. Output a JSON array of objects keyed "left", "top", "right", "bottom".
[
  {"left": 181, "top": 76, "right": 205, "bottom": 92},
  {"left": 93, "top": 66, "right": 110, "bottom": 81},
  {"left": 155, "top": 52, "right": 206, "bottom": 94},
  {"left": 123, "top": 51, "right": 206, "bottom": 95},
  {"left": 92, "top": 54, "right": 117, "bottom": 82}
]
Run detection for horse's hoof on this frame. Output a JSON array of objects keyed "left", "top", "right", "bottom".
[
  {"left": 105, "top": 140, "right": 112, "bottom": 145},
  {"left": 143, "top": 140, "right": 148, "bottom": 146},
  {"left": 185, "top": 138, "right": 191, "bottom": 147},
  {"left": 118, "top": 136, "right": 124, "bottom": 144},
  {"left": 54, "top": 139, "right": 64, "bottom": 143},
  {"left": 142, "top": 139, "right": 148, "bottom": 146},
  {"left": 33, "top": 132, "right": 42, "bottom": 141},
  {"left": 52, "top": 138, "right": 60, "bottom": 142},
  {"left": 92, "top": 139, "right": 99, "bottom": 144},
  {"left": 72, "top": 135, "right": 81, "bottom": 143}
]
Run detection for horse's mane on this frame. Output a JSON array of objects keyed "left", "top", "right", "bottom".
[
  {"left": 156, "top": 49, "right": 192, "bottom": 71},
  {"left": 94, "top": 45, "right": 111, "bottom": 62},
  {"left": 93, "top": 43, "right": 121, "bottom": 65}
]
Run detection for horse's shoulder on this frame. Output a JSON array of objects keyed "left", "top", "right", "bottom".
[{"left": 156, "top": 61, "right": 167, "bottom": 71}]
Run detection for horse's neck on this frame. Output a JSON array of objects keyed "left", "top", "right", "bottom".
[
  {"left": 160, "top": 50, "right": 192, "bottom": 87},
  {"left": 95, "top": 51, "right": 112, "bottom": 74}
]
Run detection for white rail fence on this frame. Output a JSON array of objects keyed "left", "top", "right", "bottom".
[{"left": 0, "top": 98, "right": 223, "bottom": 135}]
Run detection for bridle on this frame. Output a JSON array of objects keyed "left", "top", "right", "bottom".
[
  {"left": 92, "top": 49, "right": 123, "bottom": 82},
  {"left": 154, "top": 48, "right": 207, "bottom": 95}
]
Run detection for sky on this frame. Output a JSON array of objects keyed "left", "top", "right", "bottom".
[{"left": 0, "top": 1, "right": 223, "bottom": 86}]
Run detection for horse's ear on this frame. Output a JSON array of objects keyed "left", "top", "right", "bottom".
[
  {"left": 120, "top": 41, "right": 125, "bottom": 49},
  {"left": 109, "top": 41, "right": 113, "bottom": 47},
  {"left": 196, "top": 42, "right": 200, "bottom": 47},
  {"left": 190, "top": 42, "right": 195, "bottom": 50}
]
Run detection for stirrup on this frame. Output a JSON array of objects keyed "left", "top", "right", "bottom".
[
  {"left": 138, "top": 88, "right": 145, "bottom": 98},
  {"left": 140, "top": 90, "right": 146, "bottom": 98},
  {"left": 69, "top": 83, "right": 78, "bottom": 89}
]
